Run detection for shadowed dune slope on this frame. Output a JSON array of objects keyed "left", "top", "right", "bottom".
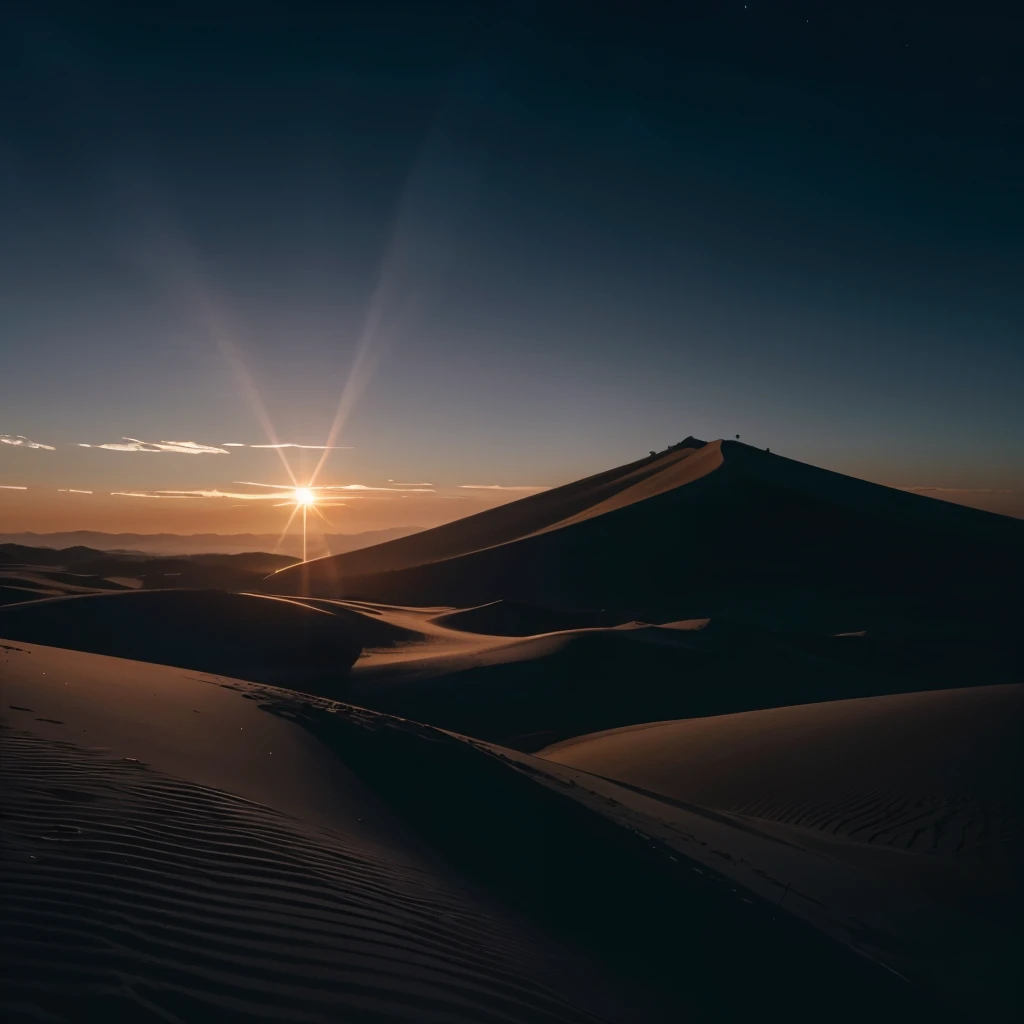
[
  {"left": 539, "top": 685, "right": 1024, "bottom": 868},
  {"left": 0, "top": 590, "right": 361, "bottom": 687},
  {"left": 430, "top": 600, "right": 620, "bottom": 636},
  {"left": 266, "top": 440, "right": 1023, "bottom": 613},
  {"left": 346, "top": 619, "right": 909, "bottom": 751}
]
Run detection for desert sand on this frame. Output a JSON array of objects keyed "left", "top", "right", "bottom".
[
  {"left": 532, "top": 686, "right": 1023, "bottom": 1011},
  {"left": 1, "top": 641, "right": 659, "bottom": 1023},
  {"left": 0, "top": 590, "right": 362, "bottom": 689},
  {"left": 0, "top": 543, "right": 297, "bottom": 600},
  {"left": 3, "top": 439, "right": 1021, "bottom": 1020},
  {"left": 538, "top": 685, "right": 1023, "bottom": 861}
]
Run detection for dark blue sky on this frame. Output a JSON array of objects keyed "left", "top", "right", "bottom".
[{"left": 1, "top": 1, "right": 1021, "bottom": 532}]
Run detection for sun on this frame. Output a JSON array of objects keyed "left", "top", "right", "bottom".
[{"left": 294, "top": 487, "right": 315, "bottom": 506}]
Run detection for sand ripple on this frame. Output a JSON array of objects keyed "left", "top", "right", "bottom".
[{"left": 1, "top": 728, "right": 610, "bottom": 1024}]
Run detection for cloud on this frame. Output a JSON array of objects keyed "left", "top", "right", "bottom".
[
  {"left": 221, "top": 442, "right": 246, "bottom": 447},
  {"left": 458, "top": 484, "right": 550, "bottom": 492},
  {"left": 235, "top": 480, "right": 433, "bottom": 495},
  {"left": 1, "top": 434, "right": 55, "bottom": 450},
  {"left": 0, "top": 484, "right": 28, "bottom": 490},
  {"left": 79, "top": 438, "right": 230, "bottom": 454},
  {"left": 388, "top": 480, "right": 434, "bottom": 486},
  {"left": 115, "top": 488, "right": 290, "bottom": 500},
  {"left": 58, "top": 489, "right": 94, "bottom": 494},
  {"left": 320, "top": 483, "right": 435, "bottom": 492},
  {"left": 111, "top": 480, "right": 432, "bottom": 503},
  {"left": 111, "top": 491, "right": 198, "bottom": 499}
]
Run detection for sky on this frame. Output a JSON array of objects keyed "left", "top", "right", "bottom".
[{"left": 1, "top": 0, "right": 1022, "bottom": 537}]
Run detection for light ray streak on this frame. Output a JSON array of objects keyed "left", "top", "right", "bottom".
[{"left": 273, "top": 505, "right": 300, "bottom": 554}]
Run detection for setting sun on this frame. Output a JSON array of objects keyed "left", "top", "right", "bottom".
[{"left": 294, "top": 487, "right": 315, "bottom": 506}]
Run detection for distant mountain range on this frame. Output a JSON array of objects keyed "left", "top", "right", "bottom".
[{"left": 0, "top": 528, "right": 423, "bottom": 558}]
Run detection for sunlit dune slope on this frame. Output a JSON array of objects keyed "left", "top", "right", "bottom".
[
  {"left": 267, "top": 440, "right": 1023, "bottom": 612},
  {"left": 0, "top": 589, "right": 361, "bottom": 687},
  {"left": 539, "top": 684, "right": 1024, "bottom": 869}
]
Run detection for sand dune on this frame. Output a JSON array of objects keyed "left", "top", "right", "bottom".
[
  {"left": 341, "top": 610, "right": 963, "bottom": 750},
  {"left": 0, "top": 566, "right": 137, "bottom": 605},
  {"left": 244, "top": 688, "right": 967, "bottom": 1017},
  {"left": 266, "top": 440, "right": 1023, "bottom": 617},
  {"left": 540, "top": 685, "right": 1024, "bottom": 867},
  {"left": 0, "top": 542, "right": 300, "bottom": 592},
  {"left": 525, "top": 685, "right": 1024, "bottom": 1011},
  {"left": 0, "top": 590, "right": 362, "bottom": 688},
  {"left": 3, "top": 637, "right": 1010, "bottom": 1016},
  {"left": 0, "top": 641, "right": 655, "bottom": 1024},
  {"left": 431, "top": 600, "right": 619, "bottom": 636}
]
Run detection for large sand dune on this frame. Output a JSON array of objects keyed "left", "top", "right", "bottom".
[
  {"left": 0, "top": 641, "right": 658, "bottom": 1024},
  {"left": 266, "top": 440, "right": 1023, "bottom": 615}
]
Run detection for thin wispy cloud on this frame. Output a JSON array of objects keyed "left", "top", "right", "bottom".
[
  {"left": 160, "top": 488, "right": 292, "bottom": 500},
  {"left": 115, "top": 488, "right": 290, "bottom": 500},
  {"left": 58, "top": 489, "right": 94, "bottom": 494},
  {"left": 321, "top": 483, "right": 435, "bottom": 492},
  {"left": 388, "top": 480, "right": 433, "bottom": 486},
  {"left": 234, "top": 480, "right": 432, "bottom": 495},
  {"left": 111, "top": 491, "right": 197, "bottom": 499},
  {"left": 79, "top": 438, "right": 230, "bottom": 454},
  {"left": 249, "top": 443, "right": 351, "bottom": 450},
  {"left": 0, "top": 484, "right": 28, "bottom": 490},
  {"left": 1, "top": 434, "right": 55, "bottom": 450},
  {"left": 458, "top": 484, "right": 550, "bottom": 492},
  {"left": 111, "top": 485, "right": 360, "bottom": 507}
]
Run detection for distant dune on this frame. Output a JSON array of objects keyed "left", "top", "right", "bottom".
[
  {"left": 0, "top": 526, "right": 423, "bottom": 558},
  {"left": 0, "top": 590, "right": 362, "bottom": 687},
  {"left": 0, "top": 543, "right": 296, "bottom": 601},
  {"left": 267, "top": 440, "right": 1023, "bottom": 617}
]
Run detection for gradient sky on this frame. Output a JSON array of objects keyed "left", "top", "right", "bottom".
[{"left": 2, "top": 1, "right": 1021, "bottom": 536}]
